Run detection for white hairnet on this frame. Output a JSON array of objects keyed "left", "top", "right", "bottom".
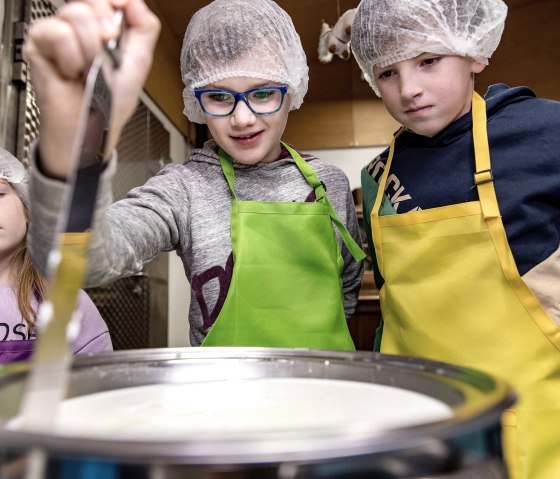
[
  {"left": 0, "top": 147, "right": 29, "bottom": 207},
  {"left": 351, "top": 0, "right": 508, "bottom": 96},
  {"left": 180, "top": 0, "right": 309, "bottom": 124}
]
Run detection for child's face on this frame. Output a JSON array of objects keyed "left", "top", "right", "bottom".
[
  {"left": 203, "top": 77, "right": 290, "bottom": 165},
  {"left": 0, "top": 180, "right": 27, "bottom": 266},
  {"left": 372, "top": 54, "right": 486, "bottom": 137}
]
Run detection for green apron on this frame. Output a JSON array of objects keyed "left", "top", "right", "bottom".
[{"left": 202, "top": 142, "right": 364, "bottom": 349}]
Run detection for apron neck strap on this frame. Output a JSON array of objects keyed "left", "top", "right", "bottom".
[
  {"left": 281, "top": 142, "right": 365, "bottom": 261},
  {"left": 372, "top": 92, "right": 500, "bottom": 220},
  {"left": 471, "top": 91, "right": 500, "bottom": 219},
  {"left": 219, "top": 148, "right": 237, "bottom": 199},
  {"left": 218, "top": 144, "right": 365, "bottom": 262},
  {"left": 281, "top": 142, "right": 326, "bottom": 200},
  {"left": 219, "top": 143, "right": 328, "bottom": 200},
  {"left": 372, "top": 127, "right": 406, "bottom": 219}
]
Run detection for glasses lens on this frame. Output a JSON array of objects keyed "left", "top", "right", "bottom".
[
  {"left": 247, "top": 88, "right": 283, "bottom": 114},
  {"left": 200, "top": 91, "right": 235, "bottom": 116}
]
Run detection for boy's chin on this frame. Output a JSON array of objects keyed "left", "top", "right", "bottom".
[
  {"left": 401, "top": 119, "right": 447, "bottom": 138},
  {"left": 409, "top": 128, "right": 441, "bottom": 138},
  {"left": 400, "top": 125, "right": 436, "bottom": 138}
]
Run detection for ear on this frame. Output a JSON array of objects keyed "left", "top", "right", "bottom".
[
  {"left": 318, "top": 21, "right": 334, "bottom": 63},
  {"left": 342, "top": 9, "right": 357, "bottom": 36},
  {"left": 470, "top": 59, "right": 487, "bottom": 74}
]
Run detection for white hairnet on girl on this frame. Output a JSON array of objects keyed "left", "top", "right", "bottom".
[
  {"left": 180, "top": 0, "right": 309, "bottom": 124},
  {"left": 351, "top": 0, "right": 508, "bottom": 96},
  {"left": 0, "top": 147, "right": 29, "bottom": 207}
]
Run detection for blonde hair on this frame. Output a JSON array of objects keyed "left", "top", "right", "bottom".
[{"left": 6, "top": 184, "right": 47, "bottom": 327}]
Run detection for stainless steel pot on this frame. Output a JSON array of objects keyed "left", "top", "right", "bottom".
[{"left": 0, "top": 348, "right": 515, "bottom": 478}]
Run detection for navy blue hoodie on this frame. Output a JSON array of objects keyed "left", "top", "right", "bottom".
[{"left": 362, "top": 84, "right": 560, "bottom": 344}]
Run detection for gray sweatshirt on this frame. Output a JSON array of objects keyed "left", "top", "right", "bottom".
[{"left": 29, "top": 140, "right": 364, "bottom": 346}]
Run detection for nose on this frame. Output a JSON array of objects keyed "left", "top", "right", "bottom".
[
  {"left": 230, "top": 98, "right": 256, "bottom": 128},
  {"left": 399, "top": 72, "right": 422, "bottom": 101}
]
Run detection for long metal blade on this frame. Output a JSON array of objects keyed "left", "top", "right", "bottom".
[{"left": 19, "top": 12, "right": 122, "bottom": 431}]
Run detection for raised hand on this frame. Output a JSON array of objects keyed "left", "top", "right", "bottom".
[{"left": 24, "top": 0, "right": 161, "bottom": 179}]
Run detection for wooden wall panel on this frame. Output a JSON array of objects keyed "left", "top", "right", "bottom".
[
  {"left": 283, "top": 101, "right": 354, "bottom": 149},
  {"left": 476, "top": 0, "right": 560, "bottom": 101},
  {"left": 352, "top": 100, "right": 400, "bottom": 147},
  {"left": 283, "top": 99, "right": 399, "bottom": 150},
  {"left": 142, "top": 0, "right": 559, "bottom": 148}
]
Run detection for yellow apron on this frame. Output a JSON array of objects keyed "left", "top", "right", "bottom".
[{"left": 371, "top": 92, "right": 560, "bottom": 479}]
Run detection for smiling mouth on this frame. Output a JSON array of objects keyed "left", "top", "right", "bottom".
[
  {"left": 233, "top": 132, "right": 261, "bottom": 139},
  {"left": 231, "top": 131, "right": 263, "bottom": 145}
]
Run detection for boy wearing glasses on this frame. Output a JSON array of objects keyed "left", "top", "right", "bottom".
[{"left": 25, "top": 0, "right": 365, "bottom": 348}]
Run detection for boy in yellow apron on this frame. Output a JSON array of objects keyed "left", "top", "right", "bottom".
[
  {"left": 24, "top": 0, "right": 364, "bottom": 349},
  {"left": 351, "top": 0, "right": 560, "bottom": 478}
]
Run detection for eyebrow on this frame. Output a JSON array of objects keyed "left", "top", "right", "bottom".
[{"left": 207, "top": 81, "right": 282, "bottom": 91}]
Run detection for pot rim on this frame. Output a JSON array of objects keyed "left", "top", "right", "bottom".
[{"left": 0, "top": 347, "right": 516, "bottom": 465}]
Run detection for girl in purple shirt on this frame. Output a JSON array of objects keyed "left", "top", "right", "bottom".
[{"left": 0, "top": 148, "right": 112, "bottom": 363}]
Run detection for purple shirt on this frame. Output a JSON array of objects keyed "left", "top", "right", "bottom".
[{"left": 0, "top": 284, "right": 113, "bottom": 363}]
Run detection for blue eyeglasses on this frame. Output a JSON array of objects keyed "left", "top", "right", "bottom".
[{"left": 195, "top": 85, "right": 288, "bottom": 117}]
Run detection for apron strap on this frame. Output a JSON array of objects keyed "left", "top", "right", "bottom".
[
  {"left": 370, "top": 92, "right": 501, "bottom": 273},
  {"left": 282, "top": 142, "right": 365, "bottom": 262},
  {"left": 219, "top": 144, "right": 364, "bottom": 262},
  {"left": 370, "top": 127, "right": 406, "bottom": 274},
  {"left": 372, "top": 127, "right": 405, "bottom": 217},
  {"left": 471, "top": 93, "right": 555, "bottom": 339},
  {"left": 219, "top": 148, "right": 238, "bottom": 199},
  {"left": 472, "top": 92, "right": 501, "bottom": 219},
  {"left": 281, "top": 142, "right": 325, "bottom": 199}
]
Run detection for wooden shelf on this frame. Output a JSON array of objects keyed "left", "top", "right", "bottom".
[
  {"left": 349, "top": 188, "right": 381, "bottom": 351},
  {"left": 359, "top": 271, "right": 379, "bottom": 301}
]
